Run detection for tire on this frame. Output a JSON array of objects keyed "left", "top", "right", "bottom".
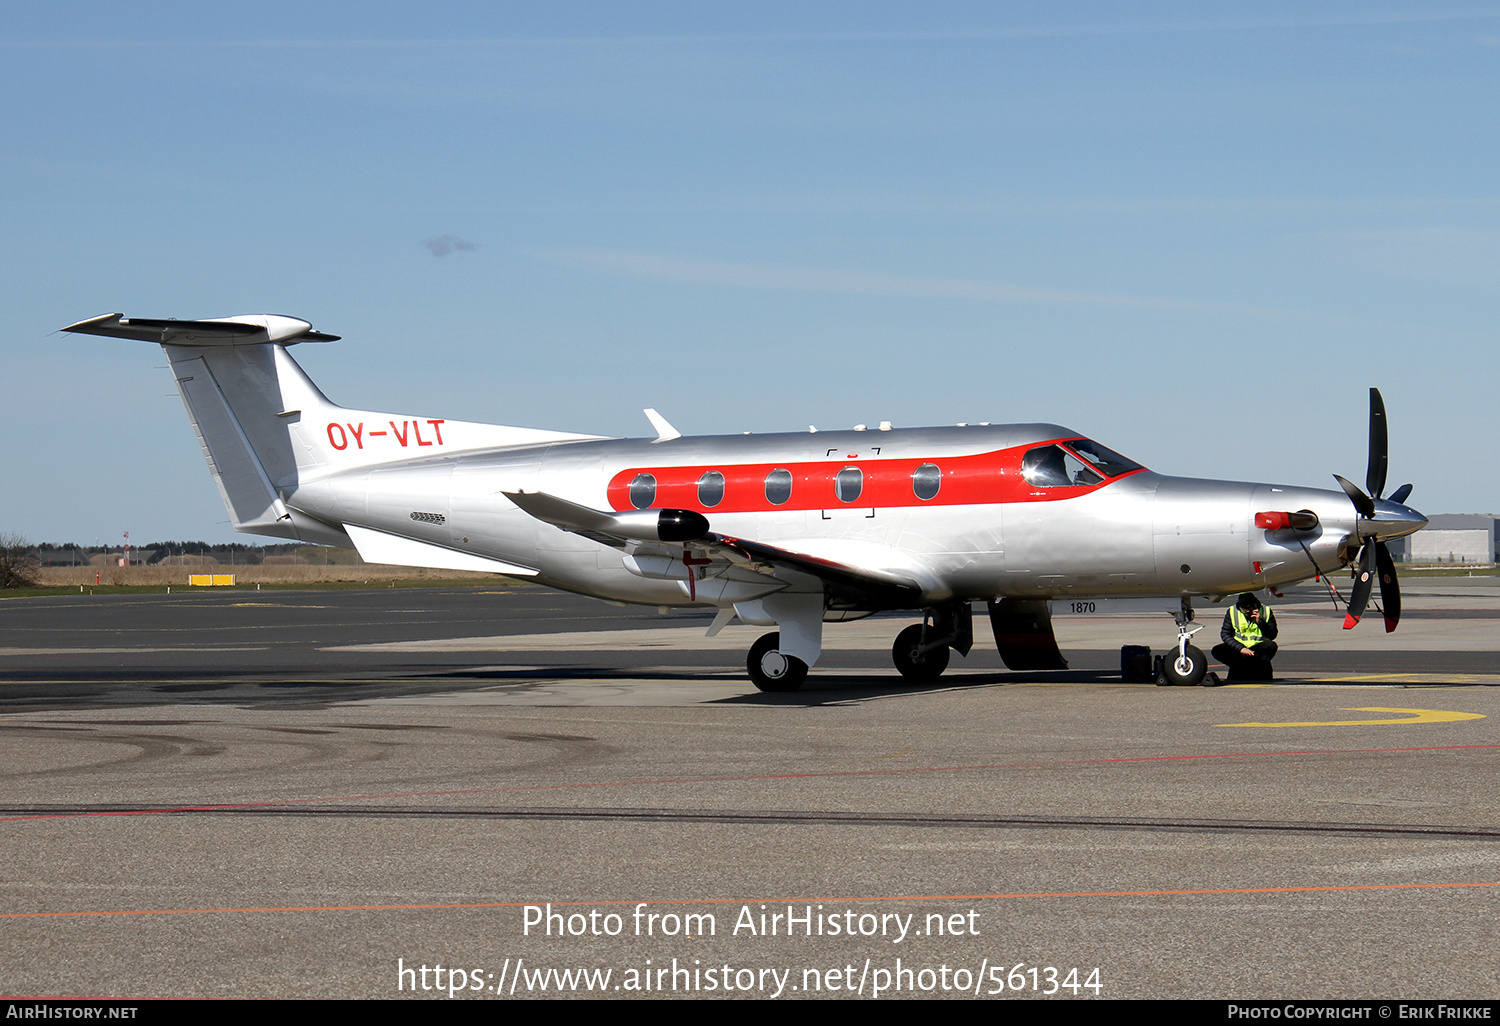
[
  {"left": 1161, "top": 643, "right": 1208, "bottom": 686},
  {"left": 892, "top": 623, "right": 950, "bottom": 683},
  {"left": 747, "top": 632, "right": 808, "bottom": 692}
]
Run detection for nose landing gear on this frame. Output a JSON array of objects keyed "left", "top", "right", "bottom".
[{"left": 1156, "top": 597, "right": 1210, "bottom": 686}]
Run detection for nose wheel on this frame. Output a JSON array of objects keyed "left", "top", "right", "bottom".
[
  {"left": 747, "top": 632, "right": 808, "bottom": 692},
  {"left": 1155, "top": 597, "right": 1210, "bottom": 686},
  {"left": 1158, "top": 644, "right": 1208, "bottom": 686}
]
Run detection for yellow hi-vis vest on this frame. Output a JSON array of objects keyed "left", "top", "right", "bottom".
[{"left": 1229, "top": 605, "right": 1273, "bottom": 648}]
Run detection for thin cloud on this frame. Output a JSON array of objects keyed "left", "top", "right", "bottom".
[
  {"left": 539, "top": 247, "right": 1265, "bottom": 315},
  {"left": 424, "top": 235, "right": 478, "bottom": 257},
  {"left": 5, "top": 12, "right": 1499, "bottom": 49},
  {"left": 1305, "top": 226, "right": 1500, "bottom": 288}
]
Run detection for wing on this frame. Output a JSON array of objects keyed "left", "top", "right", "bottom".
[
  {"left": 704, "top": 533, "right": 924, "bottom": 607},
  {"left": 503, "top": 490, "right": 926, "bottom": 608}
]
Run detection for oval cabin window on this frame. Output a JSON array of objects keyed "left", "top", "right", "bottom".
[
  {"left": 835, "top": 466, "right": 863, "bottom": 503},
  {"left": 697, "top": 470, "right": 725, "bottom": 508},
  {"left": 629, "top": 473, "right": 657, "bottom": 509},
  {"left": 912, "top": 463, "right": 941, "bottom": 501},
  {"left": 764, "top": 469, "right": 793, "bottom": 505}
]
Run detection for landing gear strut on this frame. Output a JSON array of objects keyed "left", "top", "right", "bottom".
[
  {"left": 747, "top": 632, "right": 808, "bottom": 692},
  {"left": 1157, "top": 597, "right": 1209, "bottom": 686},
  {"left": 891, "top": 603, "right": 972, "bottom": 683}
]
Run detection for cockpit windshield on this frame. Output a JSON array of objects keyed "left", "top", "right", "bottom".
[
  {"left": 1061, "top": 438, "right": 1144, "bottom": 477},
  {"left": 1020, "top": 438, "right": 1144, "bottom": 488}
]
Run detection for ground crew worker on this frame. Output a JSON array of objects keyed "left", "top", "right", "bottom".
[{"left": 1212, "top": 593, "right": 1278, "bottom": 681}]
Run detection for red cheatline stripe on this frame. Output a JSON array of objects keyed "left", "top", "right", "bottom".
[
  {"left": 3, "top": 743, "right": 1496, "bottom": 823},
  {"left": 5, "top": 880, "right": 1499, "bottom": 920}
]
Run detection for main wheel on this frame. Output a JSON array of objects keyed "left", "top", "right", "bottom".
[
  {"left": 1160, "top": 643, "right": 1208, "bottom": 686},
  {"left": 747, "top": 632, "right": 808, "bottom": 692},
  {"left": 892, "top": 623, "right": 950, "bottom": 683}
]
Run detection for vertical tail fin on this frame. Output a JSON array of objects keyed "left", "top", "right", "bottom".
[
  {"left": 62, "top": 315, "right": 341, "bottom": 541},
  {"left": 63, "top": 313, "right": 606, "bottom": 545},
  {"left": 166, "top": 343, "right": 298, "bottom": 537}
]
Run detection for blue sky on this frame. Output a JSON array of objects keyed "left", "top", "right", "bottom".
[{"left": 3, "top": 2, "right": 1497, "bottom": 546}]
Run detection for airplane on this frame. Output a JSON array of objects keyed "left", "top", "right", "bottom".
[{"left": 64, "top": 312, "right": 1429, "bottom": 691}]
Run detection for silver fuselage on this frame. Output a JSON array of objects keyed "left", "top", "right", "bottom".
[{"left": 284, "top": 424, "right": 1424, "bottom": 609}]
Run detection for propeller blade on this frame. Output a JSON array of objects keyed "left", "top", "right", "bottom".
[
  {"left": 1367, "top": 387, "right": 1388, "bottom": 499},
  {"left": 1343, "top": 542, "right": 1378, "bottom": 629},
  {"left": 1333, "top": 474, "right": 1376, "bottom": 519},
  {"left": 1375, "top": 541, "right": 1400, "bottom": 633},
  {"left": 1388, "top": 483, "right": 1413, "bottom": 504}
]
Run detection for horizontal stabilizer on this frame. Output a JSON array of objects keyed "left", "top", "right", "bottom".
[{"left": 62, "top": 313, "right": 339, "bottom": 346}]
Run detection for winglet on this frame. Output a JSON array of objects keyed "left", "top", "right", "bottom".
[{"left": 644, "top": 408, "right": 682, "bottom": 442}]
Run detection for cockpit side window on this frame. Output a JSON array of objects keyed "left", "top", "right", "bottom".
[
  {"left": 1021, "top": 445, "right": 1104, "bottom": 488},
  {"left": 1063, "top": 438, "right": 1144, "bottom": 477}
]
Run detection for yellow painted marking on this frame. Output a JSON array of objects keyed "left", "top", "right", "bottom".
[{"left": 1220, "top": 707, "right": 1486, "bottom": 728}]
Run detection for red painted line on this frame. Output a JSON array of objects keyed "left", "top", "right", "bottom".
[
  {"left": 5, "top": 880, "right": 1498, "bottom": 920},
  {"left": 2, "top": 743, "right": 1495, "bottom": 824}
]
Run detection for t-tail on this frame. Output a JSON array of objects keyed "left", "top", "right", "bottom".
[{"left": 62, "top": 313, "right": 601, "bottom": 546}]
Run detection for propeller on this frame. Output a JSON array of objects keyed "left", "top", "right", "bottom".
[{"left": 1335, "top": 388, "right": 1408, "bottom": 633}]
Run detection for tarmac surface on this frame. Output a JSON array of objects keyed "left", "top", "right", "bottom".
[{"left": 1, "top": 578, "right": 1497, "bottom": 1000}]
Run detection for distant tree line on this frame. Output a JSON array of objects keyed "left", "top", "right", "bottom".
[{"left": 7, "top": 538, "right": 356, "bottom": 572}]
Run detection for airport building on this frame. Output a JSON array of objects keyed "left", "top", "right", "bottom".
[{"left": 1392, "top": 513, "right": 1499, "bottom": 564}]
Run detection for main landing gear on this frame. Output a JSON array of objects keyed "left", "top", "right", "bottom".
[
  {"left": 744, "top": 602, "right": 973, "bottom": 691},
  {"left": 892, "top": 624, "right": 949, "bottom": 682},
  {"left": 892, "top": 603, "right": 973, "bottom": 683},
  {"left": 747, "top": 632, "right": 808, "bottom": 692}
]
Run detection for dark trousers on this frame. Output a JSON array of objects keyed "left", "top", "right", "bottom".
[{"left": 1211, "top": 641, "right": 1278, "bottom": 681}]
